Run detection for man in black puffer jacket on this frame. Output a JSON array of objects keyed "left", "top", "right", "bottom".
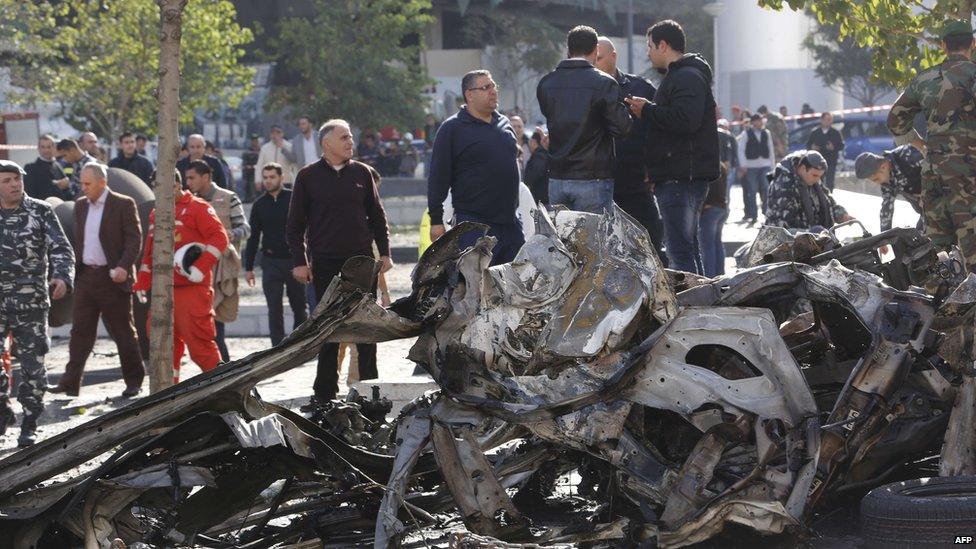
[
  {"left": 537, "top": 25, "right": 633, "bottom": 213},
  {"left": 626, "top": 20, "right": 720, "bottom": 274}
]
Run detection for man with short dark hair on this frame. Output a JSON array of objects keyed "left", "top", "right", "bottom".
[
  {"left": 765, "top": 150, "right": 854, "bottom": 231},
  {"left": 135, "top": 134, "right": 150, "bottom": 158},
  {"left": 855, "top": 145, "right": 924, "bottom": 233},
  {"left": 245, "top": 162, "right": 307, "bottom": 346},
  {"left": 133, "top": 169, "right": 228, "bottom": 383},
  {"left": 242, "top": 134, "right": 261, "bottom": 202},
  {"left": 524, "top": 128, "right": 550, "bottom": 205},
  {"left": 537, "top": 25, "right": 632, "bottom": 213},
  {"left": 287, "top": 119, "right": 392, "bottom": 404},
  {"left": 56, "top": 138, "right": 97, "bottom": 198},
  {"left": 175, "top": 134, "right": 228, "bottom": 189},
  {"left": 185, "top": 159, "right": 249, "bottom": 363},
  {"left": 109, "top": 132, "right": 154, "bottom": 184},
  {"left": 292, "top": 116, "right": 322, "bottom": 168},
  {"left": 428, "top": 70, "right": 523, "bottom": 265},
  {"left": 736, "top": 113, "right": 776, "bottom": 223},
  {"left": 52, "top": 163, "right": 144, "bottom": 398},
  {"left": 625, "top": 20, "right": 720, "bottom": 274},
  {"left": 805, "top": 112, "right": 844, "bottom": 190},
  {"left": 24, "top": 135, "right": 71, "bottom": 200},
  {"left": 0, "top": 159, "right": 73, "bottom": 446},
  {"left": 594, "top": 35, "right": 666, "bottom": 262}
]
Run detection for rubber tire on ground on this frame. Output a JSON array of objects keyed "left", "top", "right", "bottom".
[{"left": 861, "top": 476, "right": 976, "bottom": 548}]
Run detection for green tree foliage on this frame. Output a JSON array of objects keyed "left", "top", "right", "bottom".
[
  {"left": 270, "top": 0, "right": 433, "bottom": 132},
  {"left": 1, "top": 0, "right": 254, "bottom": 142},
  {"left": 460, "top": 13, "right": 563, "bottom": 111},
  {"left": 759, "top": 0, "right": 969, "bottom": 88},
  {"left": 803, "top": 20, "right": 894, "bottom": 106}
]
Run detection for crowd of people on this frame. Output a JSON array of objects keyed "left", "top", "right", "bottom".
[{"left": 2, "top": 16, "right": 973, "bottom": 447}]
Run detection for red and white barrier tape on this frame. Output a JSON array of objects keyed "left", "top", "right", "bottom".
[
  {"left": 728, "top": 104, "right": 893, "bottom": 126},
  {"left": 0, "top": 144, "right": 39, "bottom": 150}
]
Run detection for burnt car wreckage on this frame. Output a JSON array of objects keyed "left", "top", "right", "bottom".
[{"left": 1, "top": 207, "right": 976, "bottom": 548}]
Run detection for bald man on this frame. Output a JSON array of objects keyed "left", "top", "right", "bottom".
[
  {"left": 79, "top": 132, "right": 100, "bottom": 158},
  {"left": 175, "top": 134, "right": 228, "bottom": 189},
  {"left": 594, "top": 36, "right": 667, "bottom": 265}
]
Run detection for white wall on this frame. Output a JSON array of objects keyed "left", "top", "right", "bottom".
[{"left": 715, "top": 0, "right": 844, "bottom": 116}]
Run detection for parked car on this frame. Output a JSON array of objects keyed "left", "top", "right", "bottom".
[{"left": 788, "top": 113, "right": 895, "bottom": 168}]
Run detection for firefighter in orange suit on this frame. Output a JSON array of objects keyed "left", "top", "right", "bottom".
[{"left": 134, "top": 174, "right": 228, "bottom": 383}]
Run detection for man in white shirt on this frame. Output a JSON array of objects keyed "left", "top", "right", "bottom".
[
  {"left": 736, "top": 113, "right": 776, "bottom": 224},
  {"left": 52, "top": 163, "right": 144, "bottom": 398},
  {"left": 257, "top": 126, "right": 298, "bottom": 184},
  {"left": 292, "top": 116, "right": 322, "bottom": 168}
]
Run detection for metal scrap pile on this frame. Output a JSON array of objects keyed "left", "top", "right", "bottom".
[{"left": 2, "top": 208, "right": 975, "bottom": 548}]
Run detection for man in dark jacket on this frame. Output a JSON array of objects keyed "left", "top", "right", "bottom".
[
  {"left": 287, "top": 119, "right": 393, "bottom": 404},
  {"left": 595, "top": 36, "right": 666, "bottom": 264},
  {"left": 24, "top": 135, "right": 71, "bottom": 201},
  {"left": 428, "top": 70, "right": 522, "bottom": 265},
  {"left": 537, "top": 25, "right": 632, "bottom": 213},
  {"left": 175, "top": 134, "right": 228, "bottom": 189},
  {"left": 805, "top": 112, "right": 844, "bottom": 190},
  {"left": 524, "top": 128, "right": 550, "bottom": 205},
  {"left": 625, "top": 20, "right": 720, "bottom": 274},
  {"left": 109, "top": 132, "right": 154, "bottom": 185}
]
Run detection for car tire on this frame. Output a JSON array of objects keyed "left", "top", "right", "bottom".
[{"left": 861, "top": 476, "right": 976, "bottom": 548}]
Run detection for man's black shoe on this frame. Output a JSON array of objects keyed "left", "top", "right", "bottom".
[
  {"left": 0, "top": 406, "right": 14, "bottom": 437},
  {"left": 18, "top": 415, "right": 38, "bottom": 447},
  {"left": 121, "top": 386, "right": 142, "bottom": 398}
]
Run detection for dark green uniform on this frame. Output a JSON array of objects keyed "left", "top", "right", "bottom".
[{"left": 887, "top": 51, "right": 976, "bottom": 269}]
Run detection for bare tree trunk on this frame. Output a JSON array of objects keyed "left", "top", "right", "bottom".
[{"left": 149, "top": 0, "right": 187, "bottom": 393}]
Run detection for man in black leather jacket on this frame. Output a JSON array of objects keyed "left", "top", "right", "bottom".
[
  {"left": 625, "top": 20, "right": 720, "bottom": 274},
  {"left": 595, "top": 36, "right": 667, "bottom": 266},
  {"left": 537, "top": 25, "right": 632, "bottom": 213}
]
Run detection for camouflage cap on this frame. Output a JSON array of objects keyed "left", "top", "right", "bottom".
[
  {"left": 941, "top": 19, "right": 974, "bottom": 40},
  {"left": 798, "top": 150, "right": 828, "bottom": 171},
  {"left": 854, "top": 152, "right": 885, "bottom": 179},
  {"left": 0, "top": 159, "right": 26, "bottom": 176}
]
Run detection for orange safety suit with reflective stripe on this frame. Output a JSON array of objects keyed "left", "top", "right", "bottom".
[{"left": 134, "top": 191, "right": 229, "bottom": 382}]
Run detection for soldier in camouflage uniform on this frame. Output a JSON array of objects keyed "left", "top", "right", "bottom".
[
  {"left": 764, "top": 150, "right": 854, "bottom": 231},
  {"left": 887, "top": 20, "right": 976, "bottom": 271},
  {"left": 854, "top": 145, "right": 924, "bottom": 232},
  {"left": 0, "top": 160, "right": 74, "bottom": 447},
  {"left": 758, "top": 105, "right": 789, "bottom": 161}
]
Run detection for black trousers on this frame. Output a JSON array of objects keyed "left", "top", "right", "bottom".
[
  {"left": 614, "top": 191, "right": 668, "bottom": 267},
  {"left": 262, "top": 256, "right": 308, "bottom": 345},
  {"left": 311, "top": 254, "right": 377, "bottom": 399},
  {"left": 215, "top": 322, "right": 229, "bottom": 363}
]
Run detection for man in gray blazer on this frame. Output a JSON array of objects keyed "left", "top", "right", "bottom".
[{"left": 292, "top": 116, "right": 322, "bottom": 168}]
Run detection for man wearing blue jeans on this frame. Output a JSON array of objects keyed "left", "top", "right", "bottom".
[
  {"left": 428, "top": 70, "right": 522, "bottom": 265},
  {"left": 736, "top": 114, "right": 776, "bottom": 223},
  {"left": 625, "top": 20, "right": 720, "bottom": 274},
  {"left": 538, "top": 26, "right": 632, "bottom": 213}
]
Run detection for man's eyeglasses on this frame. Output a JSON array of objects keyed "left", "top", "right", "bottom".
[{"left": 465, "top": 82, "right": 498, "bottom": 92}]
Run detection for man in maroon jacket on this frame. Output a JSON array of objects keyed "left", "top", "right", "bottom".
[
  {"left": 287, "top": 119, "right": 393, "bottom": 405},
  {"left": 51, "top": 163, "right": 144, "bottom": 397}
]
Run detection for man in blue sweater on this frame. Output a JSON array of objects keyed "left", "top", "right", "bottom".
[{"left": 427, "top": 69, "right": 522, "bottom": 265}]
